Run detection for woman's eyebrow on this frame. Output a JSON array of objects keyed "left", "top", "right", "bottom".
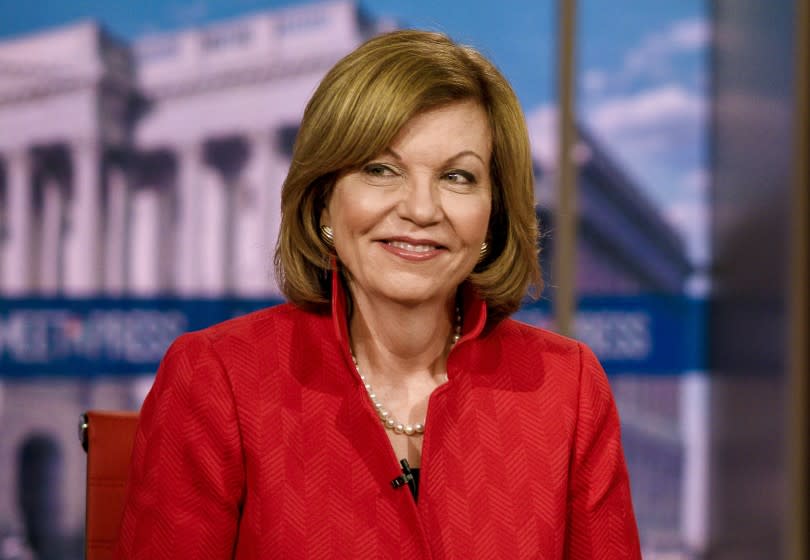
[
  {"left": 444, "top": 150, "right": 487, "bottom": 166},
  {"left": 383, "top": 148, "right": 486, "bottom": 166}
]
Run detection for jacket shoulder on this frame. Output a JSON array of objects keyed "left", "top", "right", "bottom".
[
  {"left": 196, "top": 302, "right": 301, "bottom": 339},
  {"left": 496, "top": 317, "right": 582, "bottom": 357},
  {"left": 489, "top": 318, "right": 607, "bottom": 392},
  {"left": 160, "top": 302, "right": 330, "bottom": 375}
]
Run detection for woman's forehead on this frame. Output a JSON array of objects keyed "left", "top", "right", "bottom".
[{"left": 377, "top": 101, "right": 492, "bottom": 162}]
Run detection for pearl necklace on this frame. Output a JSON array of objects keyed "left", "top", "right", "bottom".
[{"left": 351, "top": 307, "right": 462, "bottom": 437}]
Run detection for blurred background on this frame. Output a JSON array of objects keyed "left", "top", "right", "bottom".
[{"left": 0, "top": 0, "right": 806, "bottom": 558}]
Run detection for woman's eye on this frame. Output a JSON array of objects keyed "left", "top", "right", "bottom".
[
  {"left": 363, "top": 163, "right": 396, "bottom": 177},
  {"left": 444, "top": 170, "right": 475, "bottom": 184}
]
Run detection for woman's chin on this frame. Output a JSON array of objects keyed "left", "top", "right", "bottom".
[{"left": 356, "top": 280, "right": 458, "bottom": 308}]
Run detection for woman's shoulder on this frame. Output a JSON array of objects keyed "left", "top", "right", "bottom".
[
  {"left": 495, "top": 317, "right": 611, "bottom": 394},
  {"left": 163, "top": 302, "right": 329, "bottom": 363},
  {"left": 489, "top": 318, "right": 607, "bottom": 386},
  {"left": 151, "top": 302, "right": 332, "bottom": 399},
  {"left": 190, "top": 301, "right": 326, "bottom": 343},
  {"left": 494, "top": 317, "right": 583, "bottom": 357}
]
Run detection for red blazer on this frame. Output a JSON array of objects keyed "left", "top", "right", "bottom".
[{"left": 116, "top": 281, "right": 641, "bottom": 559}]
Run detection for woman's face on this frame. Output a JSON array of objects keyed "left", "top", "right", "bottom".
[{"left": 323, "top": 100, "right": 492, "bottom": 307}]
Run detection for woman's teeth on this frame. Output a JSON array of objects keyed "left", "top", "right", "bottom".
[{"left": 387, "top": 241, "right": 437, "bottom": 253}]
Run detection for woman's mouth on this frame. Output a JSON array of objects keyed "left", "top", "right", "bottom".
[
  {"left": 386, "top": 240, "right": 440, "bottom": 253},
  {"left": 379, "top": 238, "right": 446, "bottom": 261}
]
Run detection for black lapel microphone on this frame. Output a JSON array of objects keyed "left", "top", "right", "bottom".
[{"left": 391, "top": 458, "right": 417, "bottom": 499}]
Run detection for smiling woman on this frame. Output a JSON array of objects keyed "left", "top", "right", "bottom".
[
  {"left": 275, "top": 30, "right": 544, "bottom": 324},
  {"left": 115, "top": 30, "right": 641, "bottom": 559}
]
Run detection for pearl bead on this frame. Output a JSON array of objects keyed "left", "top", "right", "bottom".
[
  {"left": 385, "top": 418, "right": 396, "bottom": 428},
  {"left": 394, "top": 423, "right": 405, "bottom": 434},
  {"left": 404, "top": 425, "right": 415, "bottom": 435},
  {"left": 414, "top": 423, "right": 424, "bottom": 433}
]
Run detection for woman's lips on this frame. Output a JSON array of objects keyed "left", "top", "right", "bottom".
[{"left": 378, "top": 239, "right": 445, "bottom": 261}]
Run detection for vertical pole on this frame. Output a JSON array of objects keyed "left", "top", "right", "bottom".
[
  {"left": 788, "top": 1, "right": 809, "bottom": 557},
  {"left": 555, "top": 0, "right": 578, "bottom": 336}
]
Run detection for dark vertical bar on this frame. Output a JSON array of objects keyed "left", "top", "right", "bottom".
[
  {"left": 710, "top": 1, "right": 796, "bottom": 555},
  {"left": 789, "top": 0, "right": 809, "bottom": 557},
  {"left": 555, "top": 0, "right": 577, "bottom": 336}
]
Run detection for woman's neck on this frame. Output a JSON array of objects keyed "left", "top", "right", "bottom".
[{"left": 348, "top": 293, "right": 456, "bottom": 382}]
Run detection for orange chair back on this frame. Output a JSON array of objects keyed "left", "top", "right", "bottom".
[{"left": 81, "top": 410, "right": 139, "bottom": 560}]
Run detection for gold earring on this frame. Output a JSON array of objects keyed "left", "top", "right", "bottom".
[
  {"left": 320, "top": 225, "right": 335, "bottom": 248},
  {"left": 478, "top": 241, "right": 488, "bottom": 262}
]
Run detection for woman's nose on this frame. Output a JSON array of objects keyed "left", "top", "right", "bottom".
[{"left": 397, "top": 176, "right": 443, "bottom": 225}]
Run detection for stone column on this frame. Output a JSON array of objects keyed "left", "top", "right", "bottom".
[
  {"left": 37, "top": 178, "right": 65, "bottom": 294},
  {"left": 234, "top": 130, "right": 273, "bottom": 296},
  {"left": 1, "top": 148, "right": 33, "bottom": 294},
  {"left": 174, "top": 142, "right": 203, "bottom": 295},
  {"left": 129, "top": 185, "right": 162, "bottom": 296},
  {"left": 265, "top": 128, "right": 290, "bottom": 296},
  {"left": 64, "top": 140, "right": 103, "bottom": 295},
  {"left": 104, "top": 165, "right": 129, "bottom": 295},
  {"left": 199, "top": 165, "right": 227, "bottom": 295}
]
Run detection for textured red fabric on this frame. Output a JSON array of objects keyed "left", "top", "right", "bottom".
[{"left": 115, "top": 282, "right": 641, "bottom": 559}]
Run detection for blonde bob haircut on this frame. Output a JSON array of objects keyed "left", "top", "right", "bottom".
[{"left": 275, "top": 29, "right": 541, "bottom": 326}]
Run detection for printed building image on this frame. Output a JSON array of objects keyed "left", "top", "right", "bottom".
[
  {"left": 0, "top": 1, "right": 697, "bottom": 557},
  {"left": 0, "top": 1, "right": 393, "bottom": 299}
]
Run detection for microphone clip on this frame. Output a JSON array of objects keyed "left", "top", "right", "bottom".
[{"left": 391, "top": 458, "right": 416, "bottom": 498}]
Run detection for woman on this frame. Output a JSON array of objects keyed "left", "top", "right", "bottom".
[{"left": 116, "top": 30, "right": 640, "bottom": 559}]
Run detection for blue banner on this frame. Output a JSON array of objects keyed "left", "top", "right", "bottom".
[
  {"left": 514, "top": 295, "right": 706, "bottom": 374},
  {"left": 0, "top": 295, "right": 705, "bottom": 377}
]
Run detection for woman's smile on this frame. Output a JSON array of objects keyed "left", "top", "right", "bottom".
[{"left": 379, "top": 237, "right": 446, "bottom": 260}]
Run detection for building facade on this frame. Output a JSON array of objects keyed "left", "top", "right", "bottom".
[{"left": 0, "top": 1, "right": 392, "bottom": 299}]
